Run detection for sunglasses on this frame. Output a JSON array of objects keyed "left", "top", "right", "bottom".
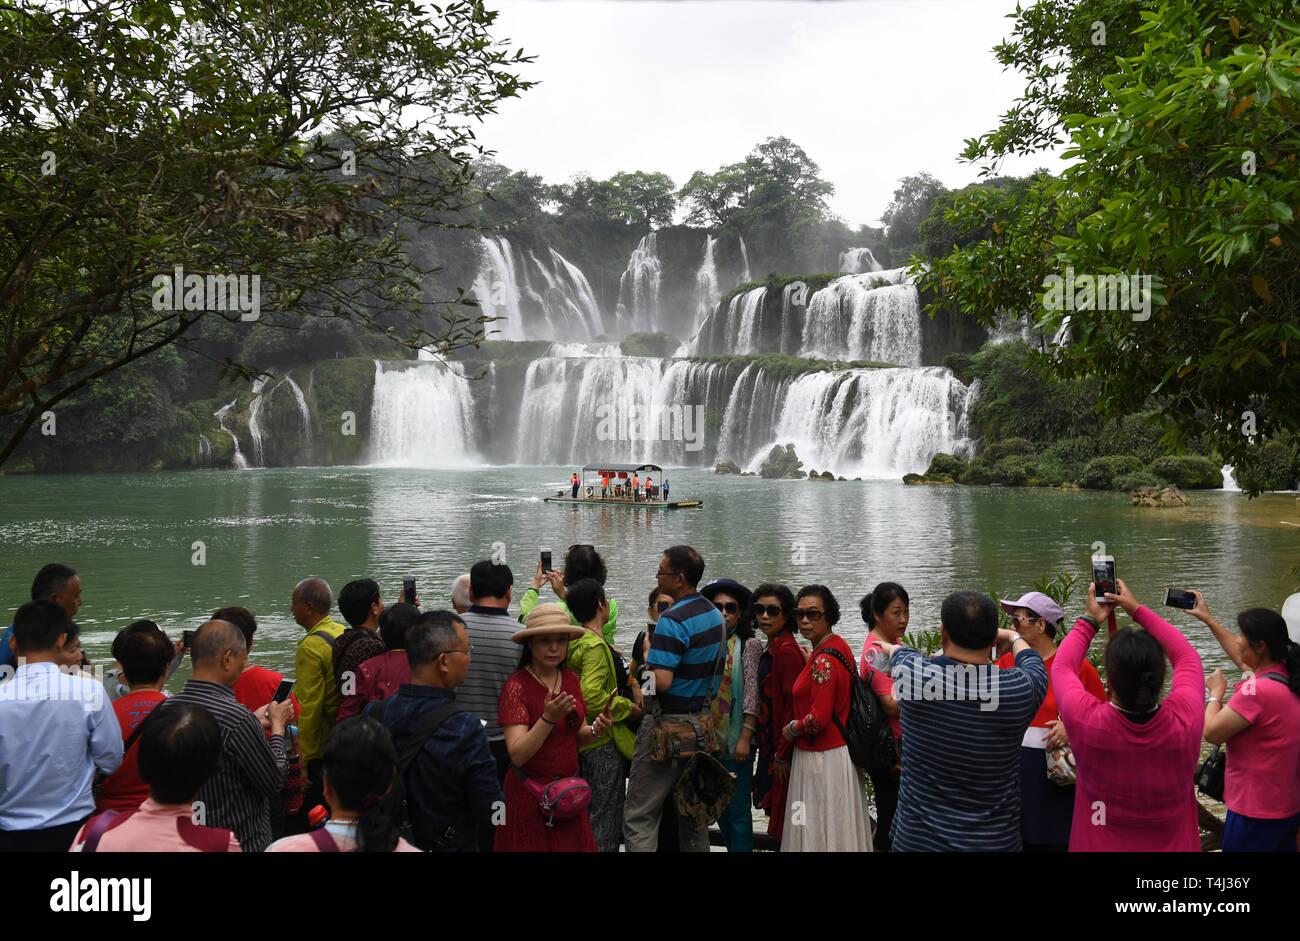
[
  {"left": 714, "top": 601, "right": 739, "bottom": 614},
  {"left": 794, "top": 608, "right": 825, "bottom": 622},
  {"left": 753, "top": 604, "right": 783, "bottom": 618}
]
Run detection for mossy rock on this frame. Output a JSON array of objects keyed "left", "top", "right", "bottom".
[
  {"left": 925, "top": 452, "right": 967, "bottom": 477},
  {"left": 714, "top": 461, "right": 741, "bottom": 475},
  {"left": 620, "top": 331, "right": 679, "bottom": 358}
]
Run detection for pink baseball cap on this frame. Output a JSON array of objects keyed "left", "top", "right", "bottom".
[{"left": 1000, "top": 591, "right": 1065, "bottom": 627}]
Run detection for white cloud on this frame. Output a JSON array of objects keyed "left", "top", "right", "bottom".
[{"left": 473, "top": 0, "right": 1068, "bottom": 228}]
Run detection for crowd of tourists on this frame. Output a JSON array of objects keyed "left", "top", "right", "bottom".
[{"left": 0, "top": 552, "right": 1297, "bottom": 853}]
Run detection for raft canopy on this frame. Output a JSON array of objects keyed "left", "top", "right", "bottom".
[{"left": 582, "top": 463, "right": 662, "bottom": 475}]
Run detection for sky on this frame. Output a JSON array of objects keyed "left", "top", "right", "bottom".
[{"left": 471, "top": 0, "right": 1070, "bottom": 229}]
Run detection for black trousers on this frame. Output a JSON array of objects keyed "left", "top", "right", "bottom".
[
  {"left": 868, "top": 764, "right": 900, "bottom": 852},
  {"left": 0, "top": 818, "right": 87, "bottom": 852}
]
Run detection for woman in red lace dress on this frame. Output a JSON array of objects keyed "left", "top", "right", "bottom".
[{"left": 496, "top": 604, "right": 612, "bottom": 852}]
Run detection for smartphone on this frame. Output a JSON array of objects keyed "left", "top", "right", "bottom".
[
  {"left": 182, "top": 629, "right": 197, "bottom": 649},
  {"left": 540, "top": 549, "right": 552, "bottom": 573},
  {"left": 272, "top": 678, "right": 295, "bottom": 703},
  {"left": 604, "top": 690, "right": 616, "bottom": 713},
  {"left": 1163, "top": 588, "right": 1197, "bottom": 609},
  {"left": 403, "top": 577, "right": 416, "bottom": 606},
  {"left": 1092, "top": 556, "right": 1117, "bottom": 600}
]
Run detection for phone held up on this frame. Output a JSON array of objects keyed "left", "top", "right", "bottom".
[
  {"left": 1163, "top": 588, "right": 1197, "bottom": 609},
  {"left": 1092, "top": 555, "right": 1117, "bottom": 600},
  {"left": 540, "top": 548, "right": 552, "bottom": 574},
  {"left": 403, "top": 577, "right": 416, "bottom": 606}
]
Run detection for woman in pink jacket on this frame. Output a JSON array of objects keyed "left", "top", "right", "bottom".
[{"left": 1053, "top": 579, "right": 1203, "bottom": 852}]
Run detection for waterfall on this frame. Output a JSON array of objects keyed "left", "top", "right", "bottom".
[
  {"left": 729, "top": 288, "right": 766, "bottom": 354},
  {"left": 799, "top": 269, "right": 921, "bottom": 365},
  {"left": 739, "top": 367, "right": 977, "bottom": 478},
  {"left": 838, "top": 247, "right": 883, "bottom": 274},
  {"left": 245, "top": 374, "right": 270, "bottom": 467},
  {"left": 546, "top": 342, "right": 621, "bottom": 358},
  {"left": 738, "top": 235, "right": 752, "bottom": 284},
  {"left": 470, "top": 236, "right": 600, "bottom": 340},
  {"left": 616, "top": 233, "right": 661, "bottom": 332},
  {"left": 278, "top": 375, "right": 313, "bottom": 453},
  {"left": 693, "top": 235, "right": 721, "bottom": 330},
  {"left": 989, "top": 314, "right": 1033, "bottom": 345},
  {"left": 369, "top": 361, "right": 479, "bottom": 466},
  {"left": 717, "top": 363, "right": 792, "bottom": 463},
  {"left": 197, "top": 433, "right": 213, "bottom": 467},
  {"left": 1221, "top": 465, "right": 1240, "bottom": 491},
  {"left": 515, "top": 355, "right": 667, "bottom": 465},
  {"left": 649, "top": 360, "right": 732, "bottom": 464},
  {"left": 214, "top": 400, "right": 248, "bottom": 469}
]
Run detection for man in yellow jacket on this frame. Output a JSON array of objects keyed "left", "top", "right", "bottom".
[{"left": 289, "top": 577, "right": 344, "bottom": 832}]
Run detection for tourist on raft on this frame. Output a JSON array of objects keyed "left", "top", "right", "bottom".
[
  {"left": 1191, "top": 593, "right": 1300, "bottom": 852},
  {"left": 495, "top": 604, "right": 612, "bottom": 852},
  {"left": 1054, "top": 580, "right": 1203, "bottom": 851}
]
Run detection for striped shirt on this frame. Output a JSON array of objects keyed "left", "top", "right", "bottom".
[
  {"left": 647, "top": 593, "right": 725, "bottom": 714},
  {"left": 457, "top": 606, "right": 520, "bottom": 742},
  {"left": 166, "top": 680, "right": 289, "bottom": 854},
  {"left": 891, "top": 646, "right": 1047, "bottom": 852}
]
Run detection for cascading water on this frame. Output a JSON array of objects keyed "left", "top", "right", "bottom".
[
  {"left": 471, "top": 236, "right": 600, "bottom": 340},
  {"left": 369, "top": 361, "right": 478, "bottom": 467},
  {"left": 197, "top": 433, "right": 213, "bottom": 467},
  {"left": 838, "top": 247, "right": 883, "bottom": 274},
  {"left": 741, "top": 367, "right": 977, "bottom": 478},
  {"left": 738, "top": 235, "right": 752, "bottom": 284},
  {"left": 245, "top": 375, "right": 270, "bottom": 467},
  {"left": 214, "top": 400, "right": 248, "bottom": 470},
  {"left": 1221, "top": 465, "right": 1240, "bottom": 491},
  {"left": 515, "top": 355, "right": 667, "bottom": 465},
  {"left": 800, "top": 269, "right": 920, "bottom": 365},
  {"left": 693, "top": 235, "right": 721, "bottom": 330},
  {"left": 616, "top": 233, "right": 661, "bottom": 331}
]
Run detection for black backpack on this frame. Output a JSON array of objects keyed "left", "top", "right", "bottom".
[
  {"left": 367, "top": 697, "right": 465, "bottom": 850},
  {"left": 818, "top": 645, "right": 899, "bottom": 776}
]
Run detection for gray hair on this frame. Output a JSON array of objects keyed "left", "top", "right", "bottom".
[
  {"left": 451, "top": 574, "right": 472, "bottom": 610},
  {"left": 192, "top": 619, "right": 246, "bottom": 667},
  {"left": 296, "top": 577, "right": 332, "bottom": 615}
]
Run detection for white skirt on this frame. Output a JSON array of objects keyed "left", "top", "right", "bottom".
[{"left": 780, "top": 745, "right": 874, "bottom": 852}]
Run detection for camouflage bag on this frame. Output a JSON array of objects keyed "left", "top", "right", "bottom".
[{"left": 673, "top": 751, "right": 737, "bottom": 828}]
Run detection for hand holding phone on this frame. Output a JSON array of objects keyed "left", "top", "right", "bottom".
[
  {"left": 1162, "top": 588, "right": 1197, "bottom": 609},
  {"left": 402, "top": 577, "right": 417, "bottom": 606},
  {"left": 272, "top": 678, "right": 295, "bottom": 703},
  {"left": 1091, "top": 555, "right": 1117, "bottom": 601}
]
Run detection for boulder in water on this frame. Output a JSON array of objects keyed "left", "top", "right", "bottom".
[
  {"left": 1132, "top": 485, "right": 1189, "bottom": 507},
  {"left": 714, "top": 461, "right": 741, "bottom": 475}
]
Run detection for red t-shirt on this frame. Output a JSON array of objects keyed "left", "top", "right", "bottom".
[
  {"left": 96, "top": 691, "right": 167, "bottom": 813},
  {"left": 232, "top": 665, "right": 302, "bottom": 732},
  {"left": 859, "top": 636, "right": 902, "bottom": 739},
  {"left": 996, "top": 649, "right": 1106, "bottom": 728}
]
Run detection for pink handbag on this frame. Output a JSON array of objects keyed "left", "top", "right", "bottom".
[{"left": 512, "top": 767, "right": 591, "bottom": 826}]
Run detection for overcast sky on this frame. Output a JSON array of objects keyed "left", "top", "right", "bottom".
[{"left": 472, "top": 0, "right": 1068, "bottom": 229}]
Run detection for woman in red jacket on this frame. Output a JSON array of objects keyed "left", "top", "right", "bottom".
[
  {"left": 781, "top": 584, "right": 873, "bottom": 852},
  {"left": 752, "top": 584, "right": 804, "bottom": 842}
]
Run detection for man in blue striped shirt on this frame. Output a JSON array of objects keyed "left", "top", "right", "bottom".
[
  {"left": 891, "top": 590, "right": 1048, "bottom": 852},
  {"left": 623, "top": 545, "right": 724, "bottom": 852}
]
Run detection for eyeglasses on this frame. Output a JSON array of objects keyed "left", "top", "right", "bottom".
[
  {"left": 714, "top": 601, "right": 739, "bottom": 614},
  {"left": 656, "top": 568, "right": 680, "bottom": 579},
  {"left": 443, "top": 646, "right": 474, "bottom": 657},
  {"left": 753, "top": 604, "right": 783, "bottom": 618},
  {"left": 656, "top": 601, "right": 671, "bottom": 613},
  {"left": 794, "top": 608, "right": 824, "bottom": 622}
]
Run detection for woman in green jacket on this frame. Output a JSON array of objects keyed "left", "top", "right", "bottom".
[{"left": 520, "top": 544, "right": 620, "bottom": 644}]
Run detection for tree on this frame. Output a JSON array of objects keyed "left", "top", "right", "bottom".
[
  {"left": 678, "top": 165, "right": 749, "bottom": 228},
  {"left": 0, "top": 0, "right": 533, "bottom": 466},
  {"left": 921, "top": 0, "right": 1300, "bottom": 493},
  {"left": 603, "top": 171, "right": 677, "bottom": 229},
  {"left": 882, "top": 172, "right": 948, "bottom": 251}
]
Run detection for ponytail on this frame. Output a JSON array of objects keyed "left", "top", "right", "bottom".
[
  {"left": 322, "top": 717, "right": 401, "bottom": 853},
  {"left": 860, "top": 593, "right": 876, "bottom": 628},
  {"left": 356, "top": 792, "right": 400, "bottom": 854},
  {"left": 1238, "top": 608, "right": 1300, "bottom": 698}
]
